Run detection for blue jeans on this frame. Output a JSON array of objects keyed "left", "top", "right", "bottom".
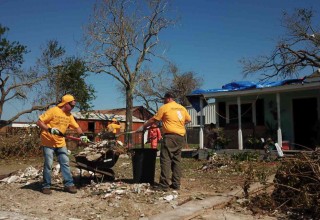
[{"left": 42, "top": 146, "right": 74, "bottom": 189}]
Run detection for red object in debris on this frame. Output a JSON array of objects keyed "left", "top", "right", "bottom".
[
  {"left": 282, "top": 141, "right": 290, "bottom": 150},
  {"left": 147, "top": 125, "right": 162, "bottom": 149}
]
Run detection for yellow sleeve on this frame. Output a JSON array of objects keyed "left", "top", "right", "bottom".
[
  {"left": 69, "top": 115, "right": 79, "bottom": 129},
  {"left": 185, "top": 108, "right": 191, "bottom": 122},
  {"left": 153, "top": 105, "right": 165, "bottom": 121},
  {"left": 39, "top": 108, "right": 54, "bottom": 123}
]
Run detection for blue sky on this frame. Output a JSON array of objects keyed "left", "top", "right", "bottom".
[{"left": 1, "top": 0, "right": 319, "bottom": 120}]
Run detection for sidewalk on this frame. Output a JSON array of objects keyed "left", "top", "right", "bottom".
[{"left": 146, "top": 176, "right": 277, "bottom": 220}]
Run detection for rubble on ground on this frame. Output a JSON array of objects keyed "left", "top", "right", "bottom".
[
  {"left": 0, "top": 165, "right": 42, "bottom": 184},
  {"left": 198, "top": 153, "right": 232, "bottom": 171},
  {"left": 0, "top": 164, "right": 179, "bottom": 206}
]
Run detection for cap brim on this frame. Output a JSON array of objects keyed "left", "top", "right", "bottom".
[{"left": 57, "top": 102, "right": 66, "bottom": 107}]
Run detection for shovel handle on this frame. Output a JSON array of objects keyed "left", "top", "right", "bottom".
[
  {"left": 116, "top": 130, "right": 138, "bottom": 137},
  {"left": 56, "top": 130, "right": 94, "bottom": 144},
  {"left": 66, "top": 136, "right": 95, "bottom": 144},
  {"left": 65, "top": 136, "right": 81, "bottom": 142}
]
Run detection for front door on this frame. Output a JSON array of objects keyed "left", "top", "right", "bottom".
[{"left": 292, "top": 97, "right": 318, "bottom": 149}]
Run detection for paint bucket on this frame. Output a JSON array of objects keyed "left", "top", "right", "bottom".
[{"left": 282, "top": 141, "right": 290, "bottom": 150}]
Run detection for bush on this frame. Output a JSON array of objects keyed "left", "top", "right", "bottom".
[
  {"left": 231, "top": 151, "right": 260, "bottom": 161},
  {"left": 0, "top": 127, "right": 42, "bottom": 159},
  {"left": 272, "top": 151, "right": 320, "bottom": 218}
]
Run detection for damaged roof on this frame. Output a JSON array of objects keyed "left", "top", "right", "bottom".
[{"left": 72, "top": 112, "right": 145, "bottom": 123}]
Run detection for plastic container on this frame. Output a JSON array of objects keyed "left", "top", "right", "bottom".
[
  {"left": 282, "top": 141, "right": 290, "bottom": 150},
  {"left": 130, "top": 148, "right": 157, "bottom": 184}
]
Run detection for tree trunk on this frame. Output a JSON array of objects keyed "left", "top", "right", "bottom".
[{"left": 125, "top": 87, "right": 133, "bottom": 147}]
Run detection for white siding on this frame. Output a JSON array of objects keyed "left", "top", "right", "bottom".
[
  {"left": 11, "top": 122, "right": 37, "bottom": 128},
  {"left": 187, "top": 103, "right": 216, "bottom": 127}
]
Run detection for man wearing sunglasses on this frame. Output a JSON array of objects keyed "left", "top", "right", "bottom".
[{"left": 36, "top": 94, "right": 89, "bottom": 195}]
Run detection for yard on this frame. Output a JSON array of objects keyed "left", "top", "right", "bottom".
[{"left": 0, "top": 147, "right": 288, "bottom": 220}]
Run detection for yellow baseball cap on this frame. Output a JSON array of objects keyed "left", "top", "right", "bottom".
[
  {"left": 112, "top": 118, "right": 117, "bottom": 122},
  {"left": 57, "top": 94, "right": 75, "bottom": 107}
]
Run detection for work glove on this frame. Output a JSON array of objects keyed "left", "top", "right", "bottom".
[
  {"left": 48, "top": 128, "right": 60, "bottom": 135},
  {"left": 136, "top": 126, "right": 144, "bottom": 132},
  {"left": 80, "top": 135, "right": 90, "bottom": 143}
]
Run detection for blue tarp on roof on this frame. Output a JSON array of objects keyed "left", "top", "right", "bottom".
[{"left": 188, "top": 78, "right": 305, "bottom": 112}]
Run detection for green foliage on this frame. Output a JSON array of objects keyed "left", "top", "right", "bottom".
[
  {"left": 231, "top": 151, "right": 260, "bottom": 161},
  {"left": 58, "top": 57, "right": 96, "bottom": 111},
  {"left": 244, "top": 135, "right": 263, "bottom": 149},
  {"left": 36, "top": 40, "right": 96, "bottom": 111},
  {"left": 214, "top": 128, "right": 230, "bottom": 149},
  {"left": 0, "top": 28, "right": 96, "bottom": 123},
  {"left": 0, "top": 24, "right": 43, "bottom": 124},
  {"left": 0, "top": 25, "right": 28, "bottom": 70}
]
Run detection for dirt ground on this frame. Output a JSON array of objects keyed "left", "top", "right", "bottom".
[{"left": 0, "top": 153, "right": 283, "bottom": 220}]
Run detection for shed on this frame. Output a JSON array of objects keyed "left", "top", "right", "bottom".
[
  {"left": 72, "top": 112, "right": 145, "bottom": 144},
  {"left": 94, "top": 106, "right": 153, "bottom": 121}
]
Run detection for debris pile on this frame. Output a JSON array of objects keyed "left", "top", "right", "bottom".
[
  {"left": 272, "top": 151, "right": 320, "bottom": 218},
  {"left": 0, "top": 166, "right": 42, "bottom": 184},
  {"left": 86, "top": 181, "right": 179, "bottom": 205},
  {"left": 198, "top": 153, "right": 231, "bottom": 171},
  {"left": 75, "top": 140, "right": 126, "bottom": 169},
  {"left": 77, "top": 140, "right": 125, "bottom": 159},
  {"left": 0, "top": 164, "right": 179, "bottom": 206},
  {"left": 0, "top": 164, "right": 66, "bottom": 185}
]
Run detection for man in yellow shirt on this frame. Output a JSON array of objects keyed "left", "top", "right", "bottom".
[
  {"left": 107, "top": 118, "right": 121, "bottom": 134},
  {"left": 137, "top": 92, "right": 191, "bottom": 191},
  {"left": 36, "top": 94, "right": 89, "bottom": 195},
  {"left": 105, "top": 118, "right": 121, "bottom": 140}
]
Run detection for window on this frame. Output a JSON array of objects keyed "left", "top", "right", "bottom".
[
  {"left": 197, "top": 115, "right": 205, "bottom": 125},
  {"left": 226, "top": 99, "right": 264, "bottom": 125},
  {"left": 256, "top": 99, "right": 264, "bottom": 125},
  {"left": 228, "top": 103, "right": 253, "bottom": 124},
  {"left": 88, "top": 122, "right": 95, "bottom": 132},
  {"left": 218, "top": 102, "right": 226, "bottom": 127}
]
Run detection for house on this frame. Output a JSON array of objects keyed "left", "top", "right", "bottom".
[
  {"left": 187, "top": 73, "right": 320, "bottom": 150},
  {"left": 0, "top": 122, "right": 37, "bottom": 135},
  {"left": 94, "top": 106, "right": 153, "bottom": 121},
  {"left": 186, "top": 103, "right": 216, "bottom": 145},
  {"left": 186, "top": 103, "right": 216, "bottom": 128},
  {"left": 72, "top": 111, "right": 145, "bottom": 144}
]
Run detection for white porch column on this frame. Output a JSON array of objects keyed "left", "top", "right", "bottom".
[
  {"left": 252, "top": 102, "right": 257, "bottom": 126},
  {"left": 276, "top": 93, "right": 283, "bottom": 148},
  {"left": 237, "top": 96, "right": 243, "bottom": 150},
  {"left": 317, "top": 90, "right": 320, "bottom": 120},
  {"left": 199, "top": 98, "right": 204, "bottom": 149},
  {"left": 216, "top": 102, "right": 220, "bottom": 127}
]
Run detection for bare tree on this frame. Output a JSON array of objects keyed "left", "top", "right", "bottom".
[
  {"left": 84, "top": 0, "right": 175, "bottom": 144},
  {"left": 135, "top": 63, "right": 203, "bottom": 113},
  {"left": 0, "top": 25, "right": 52, "bottom": 127},
  {"left": 0, "top": 29, "right": 95, "bottom": 127},
  {"left": 240, "top": 8, "right": 320, "bottom": 80}
]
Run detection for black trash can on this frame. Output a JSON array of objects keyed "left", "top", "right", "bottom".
[{"left": 131, "top": 148, "right": 157, "bottom": 185}]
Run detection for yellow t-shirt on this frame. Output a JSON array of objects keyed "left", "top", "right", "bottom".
[
  {"left": 153, "top": 101, "right": 191, "bottom": 136},
  {"left": 107, "top": 123, "right": 121, "bottom": 134},
  {"left": 39, "top": 106, "right": 79, "bottom": 147}
]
